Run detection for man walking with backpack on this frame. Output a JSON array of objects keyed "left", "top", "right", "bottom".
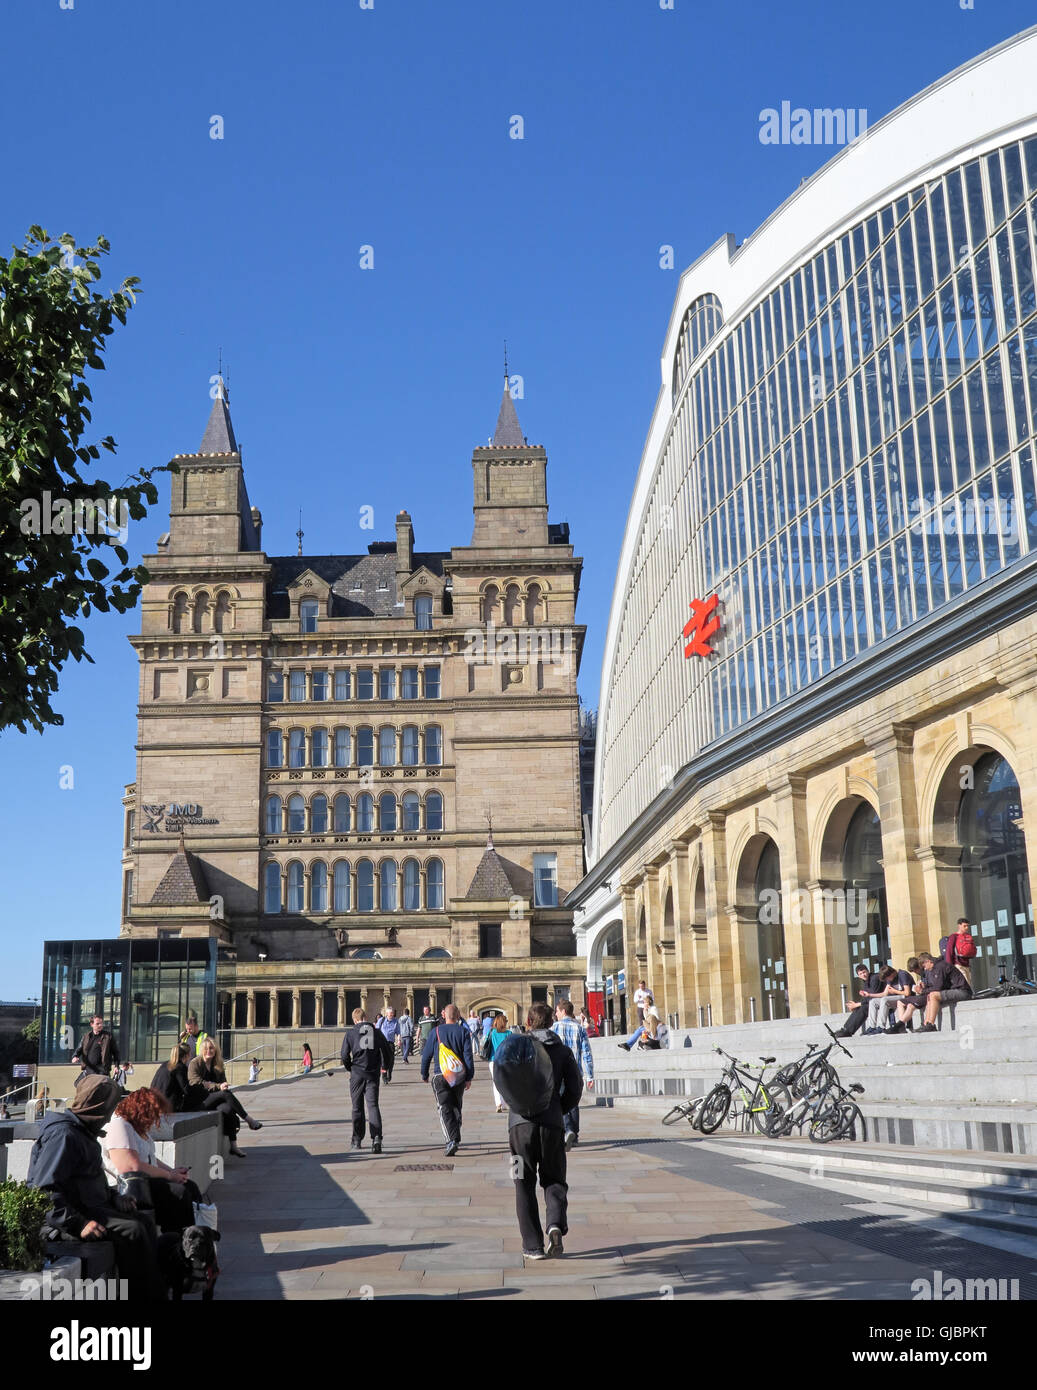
[
  {"left": 341, "top": 1008, "right": 394, "bottom": 1154},
  {"left": 497, "top": 1002, "right": 583, "bottom": 1260},
  {"left": 420, "top": 1003, "right": 474, "bottom": 1157}
]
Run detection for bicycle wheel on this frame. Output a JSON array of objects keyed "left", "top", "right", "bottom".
[
  {"left": 752, "top": 1080, "right": 792, "bottom": 1135},
  {"left": 696, "top": 1084, "right": 732, "bottom": 1134},
  {"left": 798, "top": 1059, "right": 835, "bottom": 1098},
  {"left": 809, "top": 1100, "right": 859, "bottom": 1143},
  {"left": 662, "top": 1099, "right": 697, "bottom": 1127}
]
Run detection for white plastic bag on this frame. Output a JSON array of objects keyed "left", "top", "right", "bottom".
[{"left": 192, "top": 1201, "right": 218, "bottom": 1230}]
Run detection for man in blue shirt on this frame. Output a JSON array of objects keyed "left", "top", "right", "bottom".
[
  {"left": 420, "top": 1004, "right": 474, "bottom": 1157},
  {"left": 551, "top": 1000, "right": 594, "bottom": 1150},
  {"left": 378, "top": 1007, "right": 400, "bottom": 1083}
]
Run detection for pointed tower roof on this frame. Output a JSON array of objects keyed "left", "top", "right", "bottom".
[
  {"left": 199, "top": 377, "right": 238, "bottom": 453},
  {"left": 149, "top": 841, "right": 210, "bottom": 906},
  {"left": 492, "top": 382, "right": 525, "bottom": 447},
  {"left": 464, "top": 839, "right": 534, "bottom": 902}
]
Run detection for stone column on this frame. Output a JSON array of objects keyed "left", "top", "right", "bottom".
[
  {"left": 726, "top": 904, "right": 763, "bottom": 1023},
  {"left": 768, "top": 774, "right": 818, "bottom": 1017},
  {"left": 246, "top": 989, "right": 256, "bottom": 1029},
  {"left": 406, "top": 990, "right": 415, "bottom": 1016},
  {"left": 670, "top": 836, "right": 697, "bottom": 1028},
  {"left": 336, "top": 987, "right": 346, "bottom": 1027},
  {"left": 429, "top": 985, "right": 438, "bottom": 1014},
  {"left": 643, "top": 863, "right": 662, "bottom": 1014},
  {"left": 807, "top": 877, "right": 853, "bottom": 1011},
  {"left": 269, "top": 990, "right": 278, "bottom": 1027},
  {"left": 291, "top": 989, "right": 301, "bottom": 1029},
  {"left": 1004, "top": 666, "right": 1037, "bottom": 957},
  {"left": 867, "top": 723, "right": 930, "bottom": 962},
  {"left": 699, "top": 812, "right": 734, "bottom": 1023},
  {"left": 315, "top": 988, "right": 324, "bottom": 1030}
]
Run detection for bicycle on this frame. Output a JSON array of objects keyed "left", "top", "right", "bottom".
[
  {"left": 772, "top": 1041, "right": 838, "bottom": 1099},
  {"left": 972, "top": 969, "right": 1037, "bottom": 999},
  {"left": 696, "top": 1047, "right": 791, "bottom": 1136},
  {"left": 762, "top": 1028, "right": 860, "bottom": 1142},
  {"left": 809, "top": 1080, "right": 866, "bottom": 1142},
  {"left": 661, "top": 1094, "right": 709, "bottom": 1130}
]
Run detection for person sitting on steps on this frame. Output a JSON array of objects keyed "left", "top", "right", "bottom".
[{"left": 889, "top": 951, "right": 972, "bottom": 1033}]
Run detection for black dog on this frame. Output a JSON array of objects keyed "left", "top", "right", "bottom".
[{"left": 159, "top": 1225, "right": 221, "bottom": 1300}]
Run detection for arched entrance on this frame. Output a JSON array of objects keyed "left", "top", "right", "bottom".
[
  {"left": 843, "top": 802, "right": 890, "bottom": 971},
  {"left": 959, "top": 751, "right": 1033, "bottom": 989},
  {"left": 755, "top": 841, "right": 788, "bottom": 1020},
  {"left": 601, "top": 921, "right": 626, "bottom": 1034}
]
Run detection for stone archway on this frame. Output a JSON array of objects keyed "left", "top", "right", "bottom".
[{"left": 735, "top": 833, "right": 788, "bottom": 1021}]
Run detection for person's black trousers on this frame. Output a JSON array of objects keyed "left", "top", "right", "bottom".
[
  {"left": 840, "top": 1004, "right": 867, "bottom": 1036},
  {"left": 97, "top": 1206, "right": 165, "bottom": 1302},
  {"left": 430, "top": 1073, "right": 464, "bottom": 1144},
  {"left": 509, "top": 1122, "right": 568, "bottom": 1252},
  {"left": 382, "top": 1051, "right": 395, "bottom": 1082},
  {"left": 150, "top": 1177, "right": 203, "bottom": 1233},
  {"left": 200, "top": 1091, "right": 242, "bottom": 1141},
  {"left": 350, "top": 1072, "right": 383, "bottom": 1142}
]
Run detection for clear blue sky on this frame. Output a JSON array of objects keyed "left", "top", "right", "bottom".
[{"left": 2, "top": 0, "right": 1033, "bottom": 998}]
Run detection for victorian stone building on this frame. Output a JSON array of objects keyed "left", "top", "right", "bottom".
[{"left": 114, "top": 378, "right": 585, "bottom": 1068}]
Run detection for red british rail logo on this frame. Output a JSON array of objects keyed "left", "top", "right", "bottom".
[{"left": 683, "top": 594, "right": 721, "bottom": 658}]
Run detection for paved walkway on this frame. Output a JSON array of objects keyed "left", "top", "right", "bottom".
[{"left": 212, "top": 1061, "right": 1014, "bottom": 1300}]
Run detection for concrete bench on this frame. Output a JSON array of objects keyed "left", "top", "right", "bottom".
[{"left": 4, "top": 1111, "right": 223, "bottom": 1183}]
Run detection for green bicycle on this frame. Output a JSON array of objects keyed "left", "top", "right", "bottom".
[{"left": 696, "top": 1047, "right": 791, "bottom": 1135}]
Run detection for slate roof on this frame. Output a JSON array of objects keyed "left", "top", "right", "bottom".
[
  {"left": 464, "top": 846, "right": 534, "bottom": 902},
  {"left": 268, "top": 549, "right": 449, "bottom": 620},
  {"left": 198, "top": 379, "right": 238, "bottom": 453},
  {"left": 493, "top": 385, "right": 525, "bottom": 446},
  {"left": 150, "top": 845, "right": 210, "bottom": 906}
]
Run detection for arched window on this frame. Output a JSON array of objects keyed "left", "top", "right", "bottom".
[
  {"left": 288, "top": 729, "right": 306, "bottom": 768},
  {"left": 356, "top": 794, "right": 374, "bottom": 833},
  {"left": 425, "top": 726, "right": 442, "bottom": 766},
  {"left": 415, "top": 595, "right": 433, "bottom": 631},
  {"left": 421, "top": 947, "right": 452, "bottom": 959},
  {"left": 959, "top": 752, "right": 1031, "bottom": 988},
  {"left": 379, "top": 793, "right": 397, "bottom": 832},
  {"left": 266, "top": 730, "right": 283, "bottom": 767},
  {"left": 192, "top": 591, "right": 211, "bottom": 633},
  {"left": 333, "top": 794, "right": 351, "bottom": 833},
  {"left": 333, "top": 861, "right": 351, "bottom": 912},
  {"left": 426, "top": 792, "right": 443, "bottom": 831},
  {"left": 311, "top": 794, "right": 329, "bottom": 834},
  {"left": 378, "top": 727, "right": 396, "bottom": 766},
  {"left": 843, "top": 804, "right": 889, "bottom": 970},
  {"left": 401, "top": 726, "right": 419, "bottom": 765},
  {"left": 287, "top": 861, "right": 304, "bottom": 913},
  {"left": 214, "top": 590, "right": 232, "bottom": 633},
  {"left": 402, "top": 792, "right": 420, "bottom": 831},
  {"left": 402, "top": 858, "right": 420, "bottom": 911},
  {"left": 351, "top": 948, "right": 382, "bottom": 959},
  {"left": 263, "top": 862, "right": 281, "bottom": 913},
  {"left": 525, "top": 583, "right": 541, "bottom": 626},
  {"left": 265, "top": 796, "right": 283, "bottom": 835},
  {"left": 754, "top": 841, "right": 787, "bottom": 1021},
  {"left": 311, "top": 729, "right": 328, "bottom": 767},
  {"left": 300, "top": 598, "right": 319, "bottom": 633},
  {"left": 311, "top": 860, "right": 328, "bottom": 911},
  {"left": 287, "top": 795, "right": 305, "bottom": 834},
  {"left": 426, "top": 859, "right": 444, "bottom": 910},
  {"left": 380, "top": 860, "right": 398, "bottom": 911},
  {"left": 171, "top": 593, "right": 189, "bottom": 633},
  {"left": 481, "top": 585, "right": 499, "bottom": 624},
  {"left": 356, "top": 727, "right": 374, "bottom": 766},
  {"left": 503, "top": 584, "right": 521, "bottom": 626},
  {"left": 334, "top": 728, "right": 351, "bottom": 767},
  {"left": 356, "top": 859, "right": 375, "bottom": 911}
]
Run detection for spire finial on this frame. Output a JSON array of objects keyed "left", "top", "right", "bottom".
[
  {"left": 485, "top": 807, "right": 494, "bottom": 850},
  {"left": 296, "top": 510, "right": 304, "bottom": 557},
  {"left": 503, "top": 339, "right": 509, "bottom": 386},
  {"left": 177, "top": 831, "right": 186, "bottom": 854}
]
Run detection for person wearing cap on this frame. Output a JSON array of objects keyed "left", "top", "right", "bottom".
[{"left": 26, "top": 1075, "right": 164, "bottom": 1301}]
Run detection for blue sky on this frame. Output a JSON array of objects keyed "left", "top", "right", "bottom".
[{"left": 2, "top": 0, "right": 1034, "bottom": 998}]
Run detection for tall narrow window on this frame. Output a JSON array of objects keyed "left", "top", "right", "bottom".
[
  {"left": 357, "top": 860, "right": 375, "bottom": 911},
  {"left": 379, "top": 668, "right": 396, "bottom": 700},
  {"left": 380, "top": 861, "right": 398, "bottom": 911},
  {"left": 264, "top": 862, "right": 282, "bottom": 914},
  {"left": 379, "top": 793, "right": 397, "bottom": 832},
  {"left": 289, "top": 729, "right": 306, "bottom": 768},
  {"left": 425, "top": 725, "right": 442, "bottom": 765},
  {"left": 311, "top": 670, "right": 328, "bottom": 701},
  {"left": 311, "top": 729, "right": 328, "bottom": 767},
  {"left": 265, "top": 796, "right": 283, "bottom": 834},
  {"left": 287, "top": 795, "right": 306, "bottom": 834},
  {"left": 310, "top": 861, "right": 328, "bottom": 911},
  {"left": 427, "top": 858, "right": 444, "bottom": 910},
  {"left": 311, "top": 794, "right": 329, "bottom": 834},
  {"left": 401, "top": 667, "right": 419, "bottom": 699},
  {"left": 356, "top": 794, "right": 374, "bottom": 832},
  {"left": 479, "top": 922, "right": 502, "bottom": 957},
  {"left": 357, "top": 669, "right": 374, "bottom": 699},
  {"left": 267, "top": 670, "right": 284, "bottom": 702},
  {"left": 300, "top": 599, "right": 319, "bottom": 633},
  {"left": 333, "top": 794, "right": 351, "bottom": 833},
  {"left": 356, "top": 727, "right": 374, "bottom": 765},
  {"left": 402, "top": 792, "right": 420, "bottom": 831},
  {"left": 533, "top": 853, "right": 558, "bottom": 907},
  {"left": 333, "top": 861, "right": 351, "bottom": 912},
  {"left": 415, "top": 595, "right": 433, "bottom": 630},
  {"left": 266, "top": 730, "right": 283, "bottom": 767},
  {"left": 333, "top": 669, "right": 351, "bottom": 700},
  {"left": 423, "top": 666, "right": 441, "bottom": 698},
  {"left": 334, "top": 728, "right": 351, "bottom": 767},
  {"left": 425, "top": 792, "right": 444, "bottom": 832},
  {"left": 287, "top": 861, "right": 304, "bottom": 913},
  {"left": 403, "top": 858, "right": 420, "bottom": 911},
  {"left": 289, "top": 670, "right": 307, "bottom": 702},
  {"left": 378, "top": 727, "right": 396, "bottom": 766},
  {"left": 401, "top": 726, "right": 419, "bottom": 765}
]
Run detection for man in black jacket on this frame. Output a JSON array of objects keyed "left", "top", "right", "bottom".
[
  {"left": 831, "top": 965, "right": 884, "bottom": 1038},
  {"left": 341, "top": 1009, "right": 394, "bottom": 1153},
  {"left": 891, "top": 951, "right": 972, "bottom": 1033},
  {"left": 71, "top": 1014, "right": 120, "bottom": 1080},
  {"left": 26, "top": 1075, "right": 164, "bottom": 1301},
  {"left": 508, "top": 1002, "right": 584, "bottom": 1260},
  {"left": 420, "top": 1003, "right": 474, "bottom": 1157}
]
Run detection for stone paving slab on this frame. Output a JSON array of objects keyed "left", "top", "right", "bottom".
[{"left": 212, "top": 1062, "right": 1018, "bottom": 1300}]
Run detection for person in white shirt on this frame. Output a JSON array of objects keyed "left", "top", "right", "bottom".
[
  {"left": 101, "top": 1086, "right": 202, "bottom": 1233},
  {"left": 632, "top": 981, "right": 652, "bottom": 1024}
]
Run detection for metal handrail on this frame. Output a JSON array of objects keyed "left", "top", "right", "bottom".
[
  {"left": 224, "top": 1041, "right": 276, "bottom": 1064},
  {"left": 0, "top": 1079, "right": 37, "bottom": 1106}
]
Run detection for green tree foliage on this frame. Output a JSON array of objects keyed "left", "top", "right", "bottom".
[
  {"left": 0, "top": 1180, "right": 52, "bottom": 1271},
  {"left": 0, "top": 228, "right": 168, "bottom": 733}
]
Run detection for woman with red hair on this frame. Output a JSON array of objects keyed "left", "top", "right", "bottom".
[{"left": 101, "top": 1086, "right": 204, "bottom": 1232}]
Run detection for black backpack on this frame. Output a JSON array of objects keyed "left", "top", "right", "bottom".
[{"left": 490, "top": 1033, "right": 554, "bottom": 1117}]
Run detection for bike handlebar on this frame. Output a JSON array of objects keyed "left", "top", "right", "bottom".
[{"left": 824, "top": 1022, "right": 853, "bottom": 1059}]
